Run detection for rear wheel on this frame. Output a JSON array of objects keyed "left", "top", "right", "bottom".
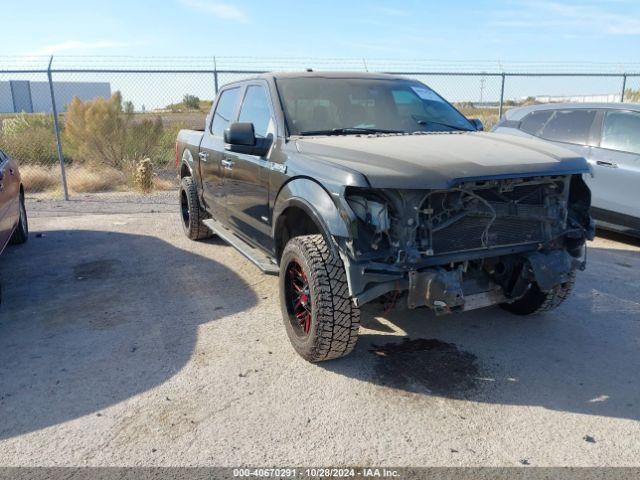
[
  {"left": 10, "top": 191, "right": 28, "bottom": 245},
  {"left": 179, "top": 176, "right": 212, "bottom": 240},
  {"left": 501, "top": 269, "right": 576, "bottom": 315},
  {"left": 279, "top": 234, "right": 360, "bottom": 362}
]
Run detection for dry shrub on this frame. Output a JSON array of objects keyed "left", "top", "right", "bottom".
[
  {"left": 133, "top": 158, "right": 153, "bottom": 193},
  {"left": 625, "top": 89, "right": 640, "bottom": 102},
  {"left": 64, "top": 92, "right": 127, "bottom": 168},
  {"left": 66, "top": 166, "right": 127, "bottom": 193},
  {"left": 153, "top": 176, "right": 177, "bottom": 191},
  {"left": 0, "top": 113, "right": 58, "bottom": 165},
  {"left": 19, "top": 165, "right": 61, "bottom": 193},
  {"left": 64, "top": 92, "right": 164, "bottom": 170}
]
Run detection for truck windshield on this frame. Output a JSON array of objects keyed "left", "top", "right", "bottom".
[{"left": 275, "top": 77, "right": 475, "bottom": 136}]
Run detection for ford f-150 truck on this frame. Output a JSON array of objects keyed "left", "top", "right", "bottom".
[{"left": 176, "top": 72, "right": 594, "bottom": 362}]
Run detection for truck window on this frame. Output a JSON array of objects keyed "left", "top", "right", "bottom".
[
  {"left": 538, "top": 109, "right": 596, "bottom": 145},
  {"left": 211, "top": 87, "right": 241, "bottom": 137},
  {"left": 238, "top": 85, "right": 273, "bottom": 138},
  {"left": 276, "top": 77, "right": 473, "bottom": 135},
  {"left": 600, "top": 110, "right": 640, "bottom": 155}
]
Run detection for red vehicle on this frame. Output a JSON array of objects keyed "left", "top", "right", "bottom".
[{"left": 0, "top": 149, "right": 28, "bottom": 256}]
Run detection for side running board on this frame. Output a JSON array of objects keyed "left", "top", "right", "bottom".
[{"left": 202, "top": 218, "right": 279, "bottom": 275}]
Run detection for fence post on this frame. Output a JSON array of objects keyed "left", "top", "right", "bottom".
[
  {"left": 498, "top": 73, "right": 506, "bottom": 119},
  {"left": 213, "top": 56, "right": 219, "bottom": 94},
  {"left": 47, "top": 56, "right": 69, "bottom": 201},
  {"left": 621, "top": 74, "right": 627, "bottom": 103}
]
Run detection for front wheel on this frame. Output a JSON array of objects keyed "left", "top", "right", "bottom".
[
  {"left": 10, "top": 191, "right": 28, "bottom": 245},
  {"left": 500, "top": 269, "right": 577, "bottom": 315},
  {"left": 279, "top": 234, "right": 360, "bottom": 362}
]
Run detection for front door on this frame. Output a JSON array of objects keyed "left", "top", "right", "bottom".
[
  {"left": 199, "top": 86, "right": 242, "bottom": 223},
  {"left": 223, "top": 83, "right": 275, "bottom": 250}
]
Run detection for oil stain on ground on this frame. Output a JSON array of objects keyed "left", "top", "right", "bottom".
[
  {"left": 73, "top": 259, "right": 121, "bottom": 280},
  {"left": 370, "top": 338, "right": 480, "bottom": 396}
]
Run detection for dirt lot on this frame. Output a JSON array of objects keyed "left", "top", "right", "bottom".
[{"left": 0, "top": 193, "right": 639, "bottom": 466}]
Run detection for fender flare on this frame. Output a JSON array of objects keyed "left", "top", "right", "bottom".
[
  {"left": 180, "top": 149, "right": 195, "bottom": 177},
  {"left": 272, "top": 178, "right": 351, "bottom": 256}
]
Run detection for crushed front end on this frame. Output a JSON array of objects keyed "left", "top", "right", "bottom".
[{"left": 338, "top": 174, "right": 594, "bottom": 313}]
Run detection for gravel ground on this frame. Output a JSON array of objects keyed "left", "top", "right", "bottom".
[{"left": 0, "top": 193, "right": 639, "bottom": 467}]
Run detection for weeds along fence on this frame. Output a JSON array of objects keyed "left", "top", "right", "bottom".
[{"left": 1, "top": 56, "right": 639, "bottom": 200}]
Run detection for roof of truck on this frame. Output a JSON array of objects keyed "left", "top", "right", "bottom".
[{"left": 223, "top": 71, "right": 404, "bottom": 85}]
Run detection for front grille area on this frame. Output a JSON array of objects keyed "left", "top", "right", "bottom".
[
  {"left": 423, "top": 180, "right": 559, "bottom": 255},
  {"left": 431, "top": 216, "right": 544, "bottom": 254}
]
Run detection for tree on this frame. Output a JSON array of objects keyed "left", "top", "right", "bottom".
[
  {"left": 63, "top": 91, "right": 164, "bottom": 170},
  {"left": 183, "top": 94, "right": 200, "bottom": 110},
  {"left": 123, "top": 100, "right": 135, "bottom": 114},
  {"left": 64, "top": 92, "right": 128, "bottom": 168}
]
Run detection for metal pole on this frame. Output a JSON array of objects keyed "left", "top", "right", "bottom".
[
  {"left": 498, "top": 73, "right": 506, "bottom": 119},
  {"left": 621, "top": 74, "right": 627, "bottom": 103},
  {"left": 47, "top": 56, "right": 69, "bottom": 200},
  {"left": 213, "top": 56, "right": 219, "bottom": 94}
]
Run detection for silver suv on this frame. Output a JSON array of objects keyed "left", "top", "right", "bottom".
[{"left": 493, "top": 103, "right": 640, "bottom": 236}]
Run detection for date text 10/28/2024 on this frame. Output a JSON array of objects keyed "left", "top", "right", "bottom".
[{"left": 233, "top": 468, "right": 400, "bottom": 478}]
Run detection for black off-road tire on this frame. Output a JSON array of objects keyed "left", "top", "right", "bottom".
[
  {"left": 179, "top": 176, "right": 212, "bottom": 241},
  {"left": 279, "top": 234, "right": 360, "bottom": 362},
  {"left": 10, "top": 191, "right": 28, "bottom": 245},
  {"left": 501, "top": 269, "right": 577, "bottom": 315}
]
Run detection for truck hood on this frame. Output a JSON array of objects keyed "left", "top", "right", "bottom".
[{"left": 295, "top": 132, "right": 589, "bottom": 189}]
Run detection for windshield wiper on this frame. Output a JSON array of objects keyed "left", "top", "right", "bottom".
[
  {"left": 411, "top": 116, "right": 473, "bottom": 132},
  {"left": 300, "top": 127, "right": 404, "bottom": 136}
]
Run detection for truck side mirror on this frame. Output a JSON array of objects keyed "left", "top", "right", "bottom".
[
  {"left": 224, "top": 122, "right": 256, "bottom": 146},
  {"left": 224, "top": 122, "right": 272, "bottom": 156},
  {"left": 470, "top": 118, "right": 484, "bottom": 131}
]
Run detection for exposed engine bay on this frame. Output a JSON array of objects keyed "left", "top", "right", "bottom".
[{"left": 340, "top": 174, "right": 594, "bottom": 313}]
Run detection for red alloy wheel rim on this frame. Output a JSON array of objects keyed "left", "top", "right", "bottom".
[{"left": 285, "top": 260, "right": 312, "bottom": 336}]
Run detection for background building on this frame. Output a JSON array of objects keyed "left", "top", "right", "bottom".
[{"left": 0, "top": 80, "right": 111, "bottom": 113}]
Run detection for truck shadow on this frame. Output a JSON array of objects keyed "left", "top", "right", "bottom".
[
  {"left": 0, "top": 230, "right": 257, "bottom": 440},
  {"left": 321, "top": 244, "right": 640, "bottom": 421}
]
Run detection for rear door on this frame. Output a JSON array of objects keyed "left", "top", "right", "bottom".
[
  {"left": 0, "top": 151, "right": 15, "bottom": 251},
  {"left": 223, "top": 82, "right": 276, "bottom": 250},
  {"left": 198, "top": 86, "right": 242, "bottom": 222},
  {"left": 588, "top": 109, "right": 640, "bottom": 221}
]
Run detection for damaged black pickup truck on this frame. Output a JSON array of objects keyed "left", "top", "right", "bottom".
[{"left": 176, "top": 72, "right": 594, "bottom": 362}]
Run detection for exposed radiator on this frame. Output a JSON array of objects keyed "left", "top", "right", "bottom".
[
  {"left": 424, "top": 181, "right": 556, "bottom": 255},
  {"left": 431, "top": 215, "right": 544, "bottom": 254}
]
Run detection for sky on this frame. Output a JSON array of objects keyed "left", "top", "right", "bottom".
[{"left": 2, "top": 0, "right": 639, "bottom": 66}]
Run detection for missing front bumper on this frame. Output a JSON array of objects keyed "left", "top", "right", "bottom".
[{"left": 348, "top": 249, "right": 581, "bottom": 314}]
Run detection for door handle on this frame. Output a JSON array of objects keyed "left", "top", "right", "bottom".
[
  {"left": 198, "top": 152, "right": 209, "bottom": 162},
  {"left": 221, "top": 159, "right": 234, "bottom": 169},
  {"left": 596, "top": 160, "right": 618, "bottom": 168}
]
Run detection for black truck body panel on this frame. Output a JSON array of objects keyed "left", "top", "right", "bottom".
[{"left": 177, "top": 72, "right": 593, "bottom": 312}]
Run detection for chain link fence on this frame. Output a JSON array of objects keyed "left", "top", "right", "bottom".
[{"left": 0, "top": 56, "right": 639, "bottom": 201}]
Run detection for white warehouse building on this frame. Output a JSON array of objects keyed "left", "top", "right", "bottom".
[{"left": 0, "top": 80, "right": 111, "bottom": 113}]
